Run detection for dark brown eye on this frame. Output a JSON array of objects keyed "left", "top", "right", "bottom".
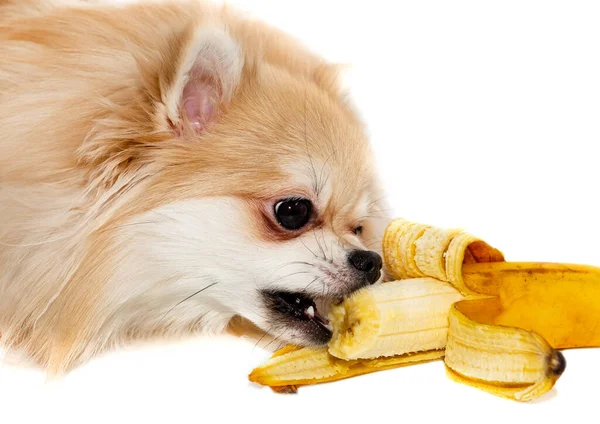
[
  {"left": 274, "top": 199, "right": 312, "bottom": 230},
  {"left": 353, "top": 226, "right": 363, "bottom": 235}
]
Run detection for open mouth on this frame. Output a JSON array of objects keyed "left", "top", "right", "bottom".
[
  {"left": 272, "top": 291, "right": 332, "bottom": 329},
  {"left": 261, "top": 290, "right": 334, "bottom": 343}
]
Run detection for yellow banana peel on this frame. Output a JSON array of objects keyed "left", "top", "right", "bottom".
[
  {"left": 248, "top": 218, "right": 600, "bottom": 401},
  {"left": 249, "top": 345, "right": 444, "bottom": 392}
]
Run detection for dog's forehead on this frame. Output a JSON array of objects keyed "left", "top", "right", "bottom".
[
  {"left": 284, "top": 149, "right": 374, "bottom": 219},
  {"left": 276, "top": 114, "right": 374, "bottom": 219}
]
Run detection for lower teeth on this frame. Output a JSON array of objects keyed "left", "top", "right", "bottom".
[{"left": 305, "top": 305, "right": 315, "bottom": 318}]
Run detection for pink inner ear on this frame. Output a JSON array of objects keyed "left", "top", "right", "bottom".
[{"left": 181, "top": 78, "right": 216, "bottom": 132}]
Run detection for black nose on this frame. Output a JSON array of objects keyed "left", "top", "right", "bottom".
[{"left": 348, "top": 250, "right": 383, "bottom": 284}]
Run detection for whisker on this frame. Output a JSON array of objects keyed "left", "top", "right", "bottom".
[
  {"left": 263, "top": 270, "right": 314, "bottom": 287},
  {"left": 300, "top": 237, "right": 318, "bottom": 259},
  {"left": 274, "top": 261, "right": 315, "bottom": 270},
  {"left": 365, "top": 240, "right": 383, "bottom": 249},
  {"left": 274, "top": 338, "right": 289, "bottom": 351},
  {"left": 313, "top": 229, "right": 327, "bottom": 261},
  {"left": 303, "top": 277, "right": 320, "bottom": 293},
  {"left": 263, "top": 328, "right": 288, "bottom": 350},
  {"left": 253, "top": 325, "right": 274, "bottom": 353},
  {"left": 363, "top": 235, "right": 383, "bottom": 244},
  {"left": 321, "top": 227, "right": 333, "bottom": 264},
  {"left": 159, "top": 282, "right": 218, "bottom": 324},
  {"left": 262, "top": 261, "right": 315, "bottom": 282},
  {"left": 317, "top": 149, "right": 337, "bottom": 194},
  {"left": 335, "top": 234, "right": 347, "bottom": 261}
]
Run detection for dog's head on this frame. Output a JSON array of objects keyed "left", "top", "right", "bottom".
[
  {"left": 1, "top": 2, "right": 390, "bottom": 364},
  {"left": 84, "top": 7, "right": 393, "bottom": 349}
]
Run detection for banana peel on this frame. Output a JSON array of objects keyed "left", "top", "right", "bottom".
[
  {"left": 248, "top": 218, "right": 600, "bottom": 401},
  {"left": 249, "top": 346, "right": 444, "bottom": 391}
]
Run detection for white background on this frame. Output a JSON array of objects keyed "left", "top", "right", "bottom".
[{"left": 2, "top": 1, "right": 599, "bottom": 423}]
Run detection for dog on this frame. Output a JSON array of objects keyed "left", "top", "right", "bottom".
[{"left": 0, "top": 0, "right": 391, "bottom": 374}]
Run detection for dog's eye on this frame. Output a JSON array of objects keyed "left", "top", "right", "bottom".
[
  {"left": 274, "top": 199, "right": 312, "bottom": 230},
  {"left": 353, "top": 225, "right": 363, "bottom": 235}
]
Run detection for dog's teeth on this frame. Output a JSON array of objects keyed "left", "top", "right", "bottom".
[{"left": 305, "top": 305, "right": 315, "bottom": 319}]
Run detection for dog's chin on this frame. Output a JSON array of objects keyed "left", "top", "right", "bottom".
[{"left": 260, "top": 290, "right": 339, "bottom": 346}]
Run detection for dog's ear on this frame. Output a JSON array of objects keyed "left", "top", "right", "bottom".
[
  {"left": 148, "top": 26, "right": 244, "bottom": 137},
  {"left": 74, "top": 23, "right": 244, "bottom": 188}
]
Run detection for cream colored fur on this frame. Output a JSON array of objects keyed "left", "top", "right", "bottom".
[{"left": 0, "top": 0, "right": 390, "bottom": 374}]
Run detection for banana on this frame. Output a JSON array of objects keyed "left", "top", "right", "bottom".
[
  {"left": 383, "top": 218, "right": 505, "bottom": 294},
  {"left": 248, "top": 346, "right": 444, "bottom": 390},
  {"left": 382, "top": 219, "right": 431, "bottom": 279},
  {"left": 328, "top": 278, "right": 463, "bottom": 360},
  {"left": 445, "top": 298, "right": 566, "bottom": 402},
  {"left": 414, "top": 227, "right": 462, "bottom": 281},
  {"left": 249, "top": 218, "right": 600, "bottom": 402},
  {"left": 249, "top": 279, "right": 456, "bottom": 390}
]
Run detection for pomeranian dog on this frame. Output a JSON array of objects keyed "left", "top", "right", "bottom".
[{"left": 0, "top": 0, "right": 390, "bottom": 373}]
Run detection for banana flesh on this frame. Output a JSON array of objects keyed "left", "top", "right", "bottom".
[
  {"left": 328, "top": 278, "right": 463, "bottom": 360},
  {"left": 249, "top": 218, "right": 600, "bottom": 402}
]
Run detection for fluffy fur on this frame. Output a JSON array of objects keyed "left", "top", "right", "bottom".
[{"left": 0, "top": 0, "right": 390, "bottom": 374}]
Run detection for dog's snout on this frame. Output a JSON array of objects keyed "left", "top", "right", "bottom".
[{"left": 348, "top": 250, "right": 382, "bottom": 284}]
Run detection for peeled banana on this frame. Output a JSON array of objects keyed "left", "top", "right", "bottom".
[
  {"left": 249, "top": 218, "right": 600, "bottom": 402},
  {"left": 328, "top": 278, "right": 462, "bottom": 360}
]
